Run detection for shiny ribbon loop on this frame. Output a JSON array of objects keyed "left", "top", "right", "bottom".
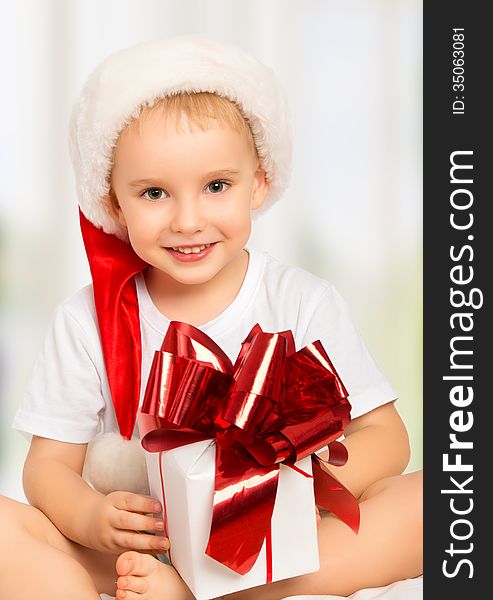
[{"left": 140, "top": 321, "right": 360, "bottom": 575}]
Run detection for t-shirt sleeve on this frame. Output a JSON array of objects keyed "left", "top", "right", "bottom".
[
  {"left": 300, "top": 284, "right": 398, "bottom": 420},
  {"left": 12, "top": 299, "right": 106, "bottom": 443}
]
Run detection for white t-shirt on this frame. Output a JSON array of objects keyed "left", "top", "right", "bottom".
[{"left": 12, "top": 246, "right": 397, "bottom": 443}]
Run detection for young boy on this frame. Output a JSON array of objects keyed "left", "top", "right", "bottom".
[{"left": 3, "top": 36, "right": 422, "bottom": 600}]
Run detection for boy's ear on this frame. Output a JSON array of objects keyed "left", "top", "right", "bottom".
[
  {"left": 250, "top": 164, "right": 270, "bottom": 211},
  {"left": 102, "top": 190, "right": 127, "bottom": 227}
]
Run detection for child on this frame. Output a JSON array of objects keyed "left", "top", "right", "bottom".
[{"left": 3, "top": 35, "right": 422, "bottom": 599}]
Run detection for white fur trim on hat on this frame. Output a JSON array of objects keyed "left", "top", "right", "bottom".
[{"left": 69, "top": 35, "right": 292, "bottom": 240}]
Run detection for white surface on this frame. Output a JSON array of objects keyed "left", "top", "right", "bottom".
[
  {"left": 101, "top": 575, "right": 423, "bottom": 600},
  {"left": 145, "top": 440, "right": 319, "bottom": 600}
]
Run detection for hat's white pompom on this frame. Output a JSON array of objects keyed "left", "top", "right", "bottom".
[{"left": 83, "top": 432, "right": 150, "bottom": 496}]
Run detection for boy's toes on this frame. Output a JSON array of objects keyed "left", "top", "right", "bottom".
[
  {"left": 116, "top": 551, "right": 137, "bottom": 577},
  {"left": 116, "top": 550, "right": 158, "bottom": 577},
  {"left": 117, "top": 574, "right": 148, "bottom": 595}
]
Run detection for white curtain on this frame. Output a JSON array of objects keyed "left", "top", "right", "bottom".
[{"left": 0, "top": 0, "right": 422, "bottom": 501}]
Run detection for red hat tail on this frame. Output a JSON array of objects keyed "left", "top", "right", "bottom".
[{"left": 79, "top": 209, "right": 147, "bottom": 439}]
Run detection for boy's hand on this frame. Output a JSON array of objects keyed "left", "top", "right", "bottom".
[{"left": 89, "top": 491, "right": 170, "bottom": 554}]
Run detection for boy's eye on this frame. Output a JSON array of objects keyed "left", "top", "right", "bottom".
[
  {"left": 206, "top": 180, "right": 230, "bottom": 194},
  {"left": 142, "top": 187, "right": 166, "bottom": 201},
  {"left": 141, "top": 181, "right": 229, "bottom": 200}
]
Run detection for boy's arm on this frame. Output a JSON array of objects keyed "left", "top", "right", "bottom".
[
  {"left": 320, "top": 402, "right": 410, "bottom": 499},
  {"left": 23, "top": 435, "right": 167, "bottom": 554}
]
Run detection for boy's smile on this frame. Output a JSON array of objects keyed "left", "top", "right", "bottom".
[{"left": 107, "top": 110, "right": 269, "bottom": 315}]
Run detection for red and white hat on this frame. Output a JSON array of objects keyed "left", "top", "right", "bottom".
[
  {"left": 71, "top": 35, "right": 292, "bottom": 443},
  {"left": 70, "top": 34, "right": 292, "bottom": 240}
]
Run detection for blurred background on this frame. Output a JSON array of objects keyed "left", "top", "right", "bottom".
[{"left": 0, "top": 0, "right": 422, "bottom": 502}]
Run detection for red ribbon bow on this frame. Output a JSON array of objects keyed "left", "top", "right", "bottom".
[{"left": 139, "top": 322, "right": 360, "bottom": 575}]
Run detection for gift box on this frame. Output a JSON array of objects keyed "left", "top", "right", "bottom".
[
  {"left": 144, "top": 442, "right": 318, "bottom": 599},
  {"left": 139, "top": 321, "right": 360, "bottom": 600}
]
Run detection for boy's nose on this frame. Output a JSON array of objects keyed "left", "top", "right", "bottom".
[{"left": 169, "top": 198, "right": 206, "bottom": 234}]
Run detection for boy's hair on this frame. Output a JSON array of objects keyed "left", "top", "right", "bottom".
[
  {"left": 108, "top": 91, "right": 257, "bottom": 213},
  {"left": 138, "top": 92, "right": 256, "bottom": 151}
]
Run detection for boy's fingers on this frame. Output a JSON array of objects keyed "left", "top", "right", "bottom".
[
  {"left": 112, "top": 510, "right": 165, "bottom": 533},
  {"left": 111, "top": 491, "right": 162, "bottom": 514},
  {"left": 114, "top": 530, "right": 170, "bottom": 552}
]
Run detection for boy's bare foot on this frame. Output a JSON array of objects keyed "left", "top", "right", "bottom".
[{"left": 115, "top": 551, "right": 194, "bottom": 600}]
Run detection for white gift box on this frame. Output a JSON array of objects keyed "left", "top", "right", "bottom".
[{"left": 144, "top": 439, "right": 320, "bottom": 600}]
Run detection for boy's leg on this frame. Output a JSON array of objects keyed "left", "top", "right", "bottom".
[
  {"left": 2, "top": 529, "right": 102, "bottom": 600},
  {"left": 0, "top": 495, "right": 118, "bottom": 598}
]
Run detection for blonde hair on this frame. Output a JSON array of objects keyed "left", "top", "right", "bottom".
[
  {"left": 107, "top": 92, "right": 257, "bottom": 212},
  {"left": 137, "top": 92, "right": 256, "bottom": 150}
]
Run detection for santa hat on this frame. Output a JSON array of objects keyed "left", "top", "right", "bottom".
[
  {"left": 70, "top": 36, "right": 292, "bottom": 443},
  {"left": 70, "top": 34, "right": 292, "bottom": 241}
]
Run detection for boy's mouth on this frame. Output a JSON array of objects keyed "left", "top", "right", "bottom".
[
  {"left": 170, "top": 243, "right": 213, "bottom": 254},
  {"left": 165, "top": 242, "right": 218, "bottom": 262}
]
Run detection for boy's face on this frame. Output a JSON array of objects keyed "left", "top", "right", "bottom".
[{"left": 108, "top": 110, "right": 269, "bottom": 287}]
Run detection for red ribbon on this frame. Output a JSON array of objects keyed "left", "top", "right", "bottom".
[{"left": 139, "top": 321, "right": 360, "bottom": 575}]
